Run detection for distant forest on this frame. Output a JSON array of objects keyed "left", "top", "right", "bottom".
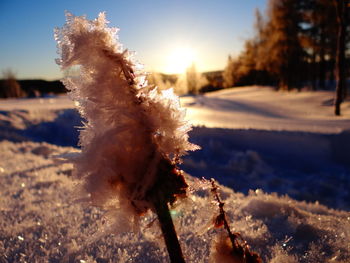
[
  {"left": 223, "top": 0, "right": 349, "bottom": 93},
  {"left": 0, "top": 77, "right": 65, "bottom": 98}
]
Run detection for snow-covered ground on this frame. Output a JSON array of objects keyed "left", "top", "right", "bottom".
[
  {"left": 182, "top": 86, "right": 350, "bottom": 133},
  {"left": 182, "top": 87, "right": 350, "bottom": 210},
  {"left": 1, "top": 86, "right": 350, "bottom": 262}
]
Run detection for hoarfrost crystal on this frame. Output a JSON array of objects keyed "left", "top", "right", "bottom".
[{"left": 55, "top": 12, "right": 199, "bottom": 231}]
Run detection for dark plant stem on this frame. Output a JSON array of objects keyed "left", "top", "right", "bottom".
[
  {"left": 211, "top": 179, "right": 237, "bottom": 247},
  {"left": 109, "top": 52, "right": 186, "bottom": 263},
  {"left": 211, "top": 179, "right": 263, "bottom": 263},
  {"left": 153, "top": 198, "right": 186, "bottom": 263}
]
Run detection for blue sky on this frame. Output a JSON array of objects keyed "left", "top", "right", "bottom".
[{"left": 0, "top": 0, "right": 267, "bottom": 80}]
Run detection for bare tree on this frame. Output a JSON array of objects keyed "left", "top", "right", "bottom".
[
  {"left": 0, "top": 69, "right": 25, "bottom": 98},
  {"left": 222, "top": 55, "right": 236, "bottom": 88},
  {"left": 186, "top": 63, "right": 207, "bottom": 94}
]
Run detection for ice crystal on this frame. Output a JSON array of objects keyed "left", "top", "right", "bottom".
[{"left": 55, "top": 12, "right": 199, "bottom": 231}]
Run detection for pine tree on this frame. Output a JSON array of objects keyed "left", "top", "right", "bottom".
[
  {"left": 261, "top": 0, "right": 306, "bottom": 91},
  {"left": 334, "top": 0, "right": 348, "bottom": 115},
  {"left": 299, "top": 0, "right": 338, "bottom": 90}
]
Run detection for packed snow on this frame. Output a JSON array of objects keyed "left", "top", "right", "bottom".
[{"left": 1, "top": 86, "right": 350, "bottom": 262}]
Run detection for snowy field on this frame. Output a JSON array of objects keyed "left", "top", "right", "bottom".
[
  {"left": 182, "top": 86, "right": 350, "bottom": 133},
  {"left": 1, "top": 86, "right": 350, "bottom": 262}
]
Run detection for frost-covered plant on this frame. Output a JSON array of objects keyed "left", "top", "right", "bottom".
[
  {"left": 55, "top": 12, "right": 199, "bottom": 262},
  {"left": 209, "top": 180, "right": 262, "bottom": 263}
]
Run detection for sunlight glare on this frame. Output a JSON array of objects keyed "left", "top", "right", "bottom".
[{"left": 163, "top": 47, "right": 196, "bottom": 74}]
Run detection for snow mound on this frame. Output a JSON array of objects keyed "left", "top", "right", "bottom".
[
  {"left": 0, "top": 107, "right": 80, "bottom": 146},
  {"left": 183, "top": 127, "right": 350, "bottom": 210}
]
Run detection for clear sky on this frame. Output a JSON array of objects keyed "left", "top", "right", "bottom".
[{"left": 0, "top": 0, "right": 267, "bottom": 80}]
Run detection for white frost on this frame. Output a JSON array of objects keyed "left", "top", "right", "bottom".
[{"left": 55, "top": 12, "right": 199, "bottom": 230}]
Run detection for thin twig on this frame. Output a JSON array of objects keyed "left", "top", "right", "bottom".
[
  {"left": 211, "top": 179, "right": 238, "bottom": 247},
  {"left": 211, "top": 179, "right": 262, "bottom": 263}
]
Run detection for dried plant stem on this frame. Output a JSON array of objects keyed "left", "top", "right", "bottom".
[
  {"left": 211, "top": 179, "right": 238, "bottom": 247},
  {"left": 153, "top": 197, "right": 186, "bottom": 263},
  {"left": 114, "top": 54, "right": 186, "bottom": 263},
  {"left": 149, "top": 158, "right": 187, "bottom": 263},
  {"left": 211, "top": 179, "right": 262, "bottom": 263}
]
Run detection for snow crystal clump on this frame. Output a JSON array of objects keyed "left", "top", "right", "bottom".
[{"left": 55, "top": 12, "right": 199, "bottom": 232}]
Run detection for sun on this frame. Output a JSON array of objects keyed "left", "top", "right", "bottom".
[{"left": 163, "top": 47, "right": 196, "bottom": 74}]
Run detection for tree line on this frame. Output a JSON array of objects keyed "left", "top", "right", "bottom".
[
  {"left": 223, "top": 0, "right": 349, "bottom": 99},
  {"left": 0, "top": 70, "right": 66, "bottom": 98}
]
